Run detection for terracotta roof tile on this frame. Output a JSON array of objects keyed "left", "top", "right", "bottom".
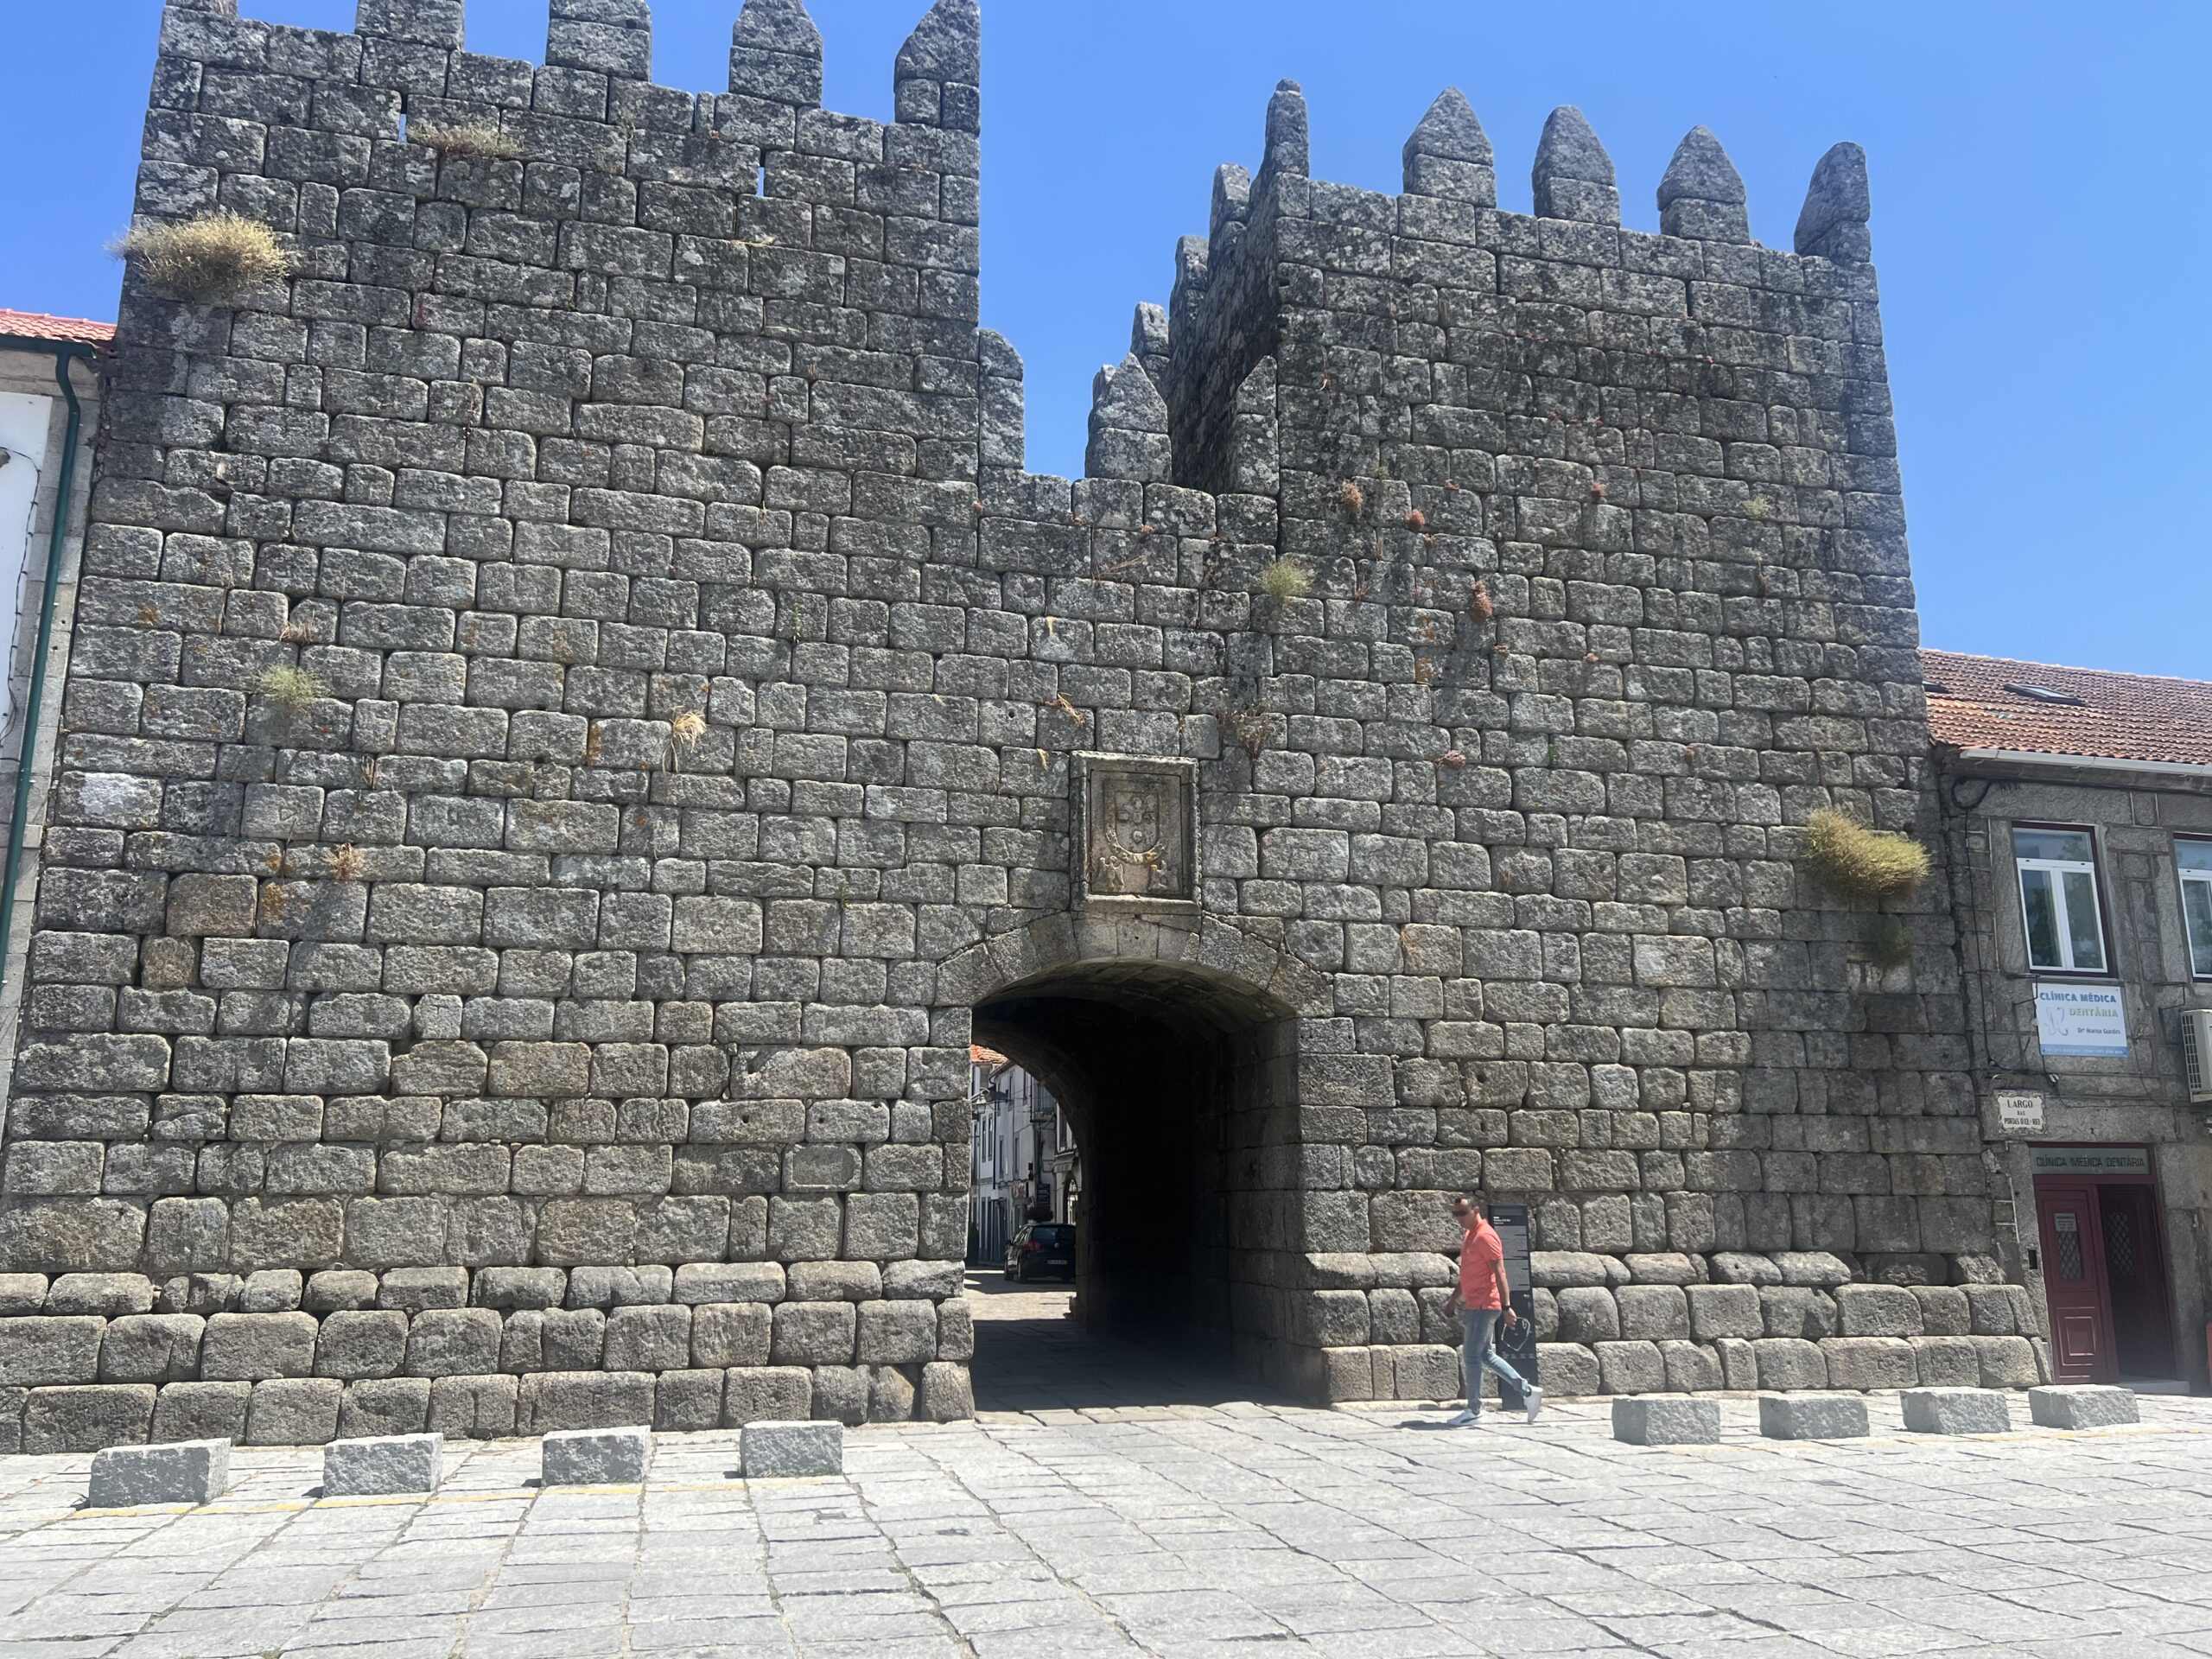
[
  {"left": 1921, "top": 648, "right": 2212, "bottom": 767},
  {"left": 0, "top": 309, "right": 116, "bottom": 349},
  {"left": 969, "top": 1044, "right": 1007, "bottom": 1066}
]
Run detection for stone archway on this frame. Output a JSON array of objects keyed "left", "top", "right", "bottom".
[{"left": 939, "top": 915, "right": 1329, "bottom": 1395}]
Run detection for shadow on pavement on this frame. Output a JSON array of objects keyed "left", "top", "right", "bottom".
[{"left": 963, "top": 1271, "right": 1290, "bottom": 1414}]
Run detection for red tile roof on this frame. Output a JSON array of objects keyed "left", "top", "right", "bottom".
[
  {"left": 0, "top": 309, "right": 116, "bottom": 349},
  {"left": 1922, "top": 648, "right": 2212, "bottom": 768},
  {"left": 969, "top": 1045, "right": 1007, "bottom": 1066}
]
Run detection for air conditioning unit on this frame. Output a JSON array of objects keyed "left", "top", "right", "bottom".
[{"left": 2183, "top": 1009, "right": 2212, "bottom": 1103}]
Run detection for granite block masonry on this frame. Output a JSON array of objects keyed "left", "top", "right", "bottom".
[
  {"left": 542, "top": 1425, "right": 648, "bottom": 1484},
  {"left": 1757, "top": 1391, "right": 1867, "bottom": 1440},
  {"left": 1611, "top": 1394, "right": 1720, "bottom": 1446},
  {"left": 2028, "top": 1384, "right": 2137, "bottom": 1430},
  {"left": 1902, "top": 1388, "right": 2011, "bottom": 1435},
  {"left": 323, "top": 1430, "right": 442, "bottom": 1493},
  {"left": 0, "top": 0, "right": 2033, "bottom": 1444},
  {"left": 87, "top": 1438, "right": 229, "bottom": 1506},
  {"left": 741, "top": 1416, "right": 840, "bottom": 1476}
]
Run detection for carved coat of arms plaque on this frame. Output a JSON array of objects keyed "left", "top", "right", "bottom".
[{"left": 1076, "top": 754, "right": 1198, "bottom": 911}]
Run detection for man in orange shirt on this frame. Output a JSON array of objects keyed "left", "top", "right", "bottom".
[{"left": 1445, "top": 1194, "right": 1541, "bottom": 1426}]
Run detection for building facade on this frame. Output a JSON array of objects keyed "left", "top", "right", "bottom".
[
  {"left": 1929, "top": 649, "right": 2212, "bottom": 1394},
  {"left": 0, "top": 0, "right": 2046, "bottom": 1451},
  {"left": 966, "top": 1044, "right": 1075, "bottom": 1267},
  {"left": 0, "top": 314, "right": 109, "bottom": 1097}
]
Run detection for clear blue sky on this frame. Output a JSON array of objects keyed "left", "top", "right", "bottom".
[{"left": 3, "top": 3, "right": 2205, "bottom": 675}]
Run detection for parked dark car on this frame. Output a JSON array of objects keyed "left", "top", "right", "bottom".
[{"left": 1004, "top": 1222, "right": 1075, "bottom": 1281}]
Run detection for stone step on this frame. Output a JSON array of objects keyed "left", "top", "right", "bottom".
[
  {"left": 2028, "top": 1384, "right": 2138, "bottom": 1430},
  {"left": 741, "top": 1418, "right": 843, "bottom": 1477},
  {"left": 87, "top": 1440, "right": 228, "bottom": 1508},
  {"left": 542, "top": 1427, "right": 650, "bottom": 1486},
  {"left": 1757, "top": 1392, "right": 1869, "bottom": 1440},
  {"left": 1901, "top": 1388, "right": 2012, "bottom": 1434},
  {"left": 324, "top": 1433, "right": 442, "bottom": 1496},
  {"left": 1610, "top": 1394, "right": 1720, "bottom": 1446}
]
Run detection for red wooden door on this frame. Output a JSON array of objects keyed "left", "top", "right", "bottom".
[
  {"left": 2098, "top": 1183, "right": 2177, "bottom": 1378},
  {"left": 2036, "top": 1185, "right": 2115, "bottom": 1383}
]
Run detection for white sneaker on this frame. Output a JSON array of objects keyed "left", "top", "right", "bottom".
[
  {"left": 1445, "top": 1408, "right": 1481, "bottom": 1427},
  {"left": 1523, "top": 1386, "right": 1544, "bottom": 1425}
]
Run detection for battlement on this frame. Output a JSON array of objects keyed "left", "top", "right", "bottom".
[
  {"left": 1183, "top": 77, "right": 1872, "bottom": 275},
  {"left": 153, "top": 0, "right": 979, "bottom": 151},
  {"left": 136, "top": 0, "right": 994, "bottom": 499},
  {"left": 1130, "top": 79, "right": 1877, "bottom": 497},
  {"left": 149, "top": 1, "right": 1878, "bottom": 511}
]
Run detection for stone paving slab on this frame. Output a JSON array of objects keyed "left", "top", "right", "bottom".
[{"left": 0, "top": 1394, "right": 2207, "bottom": 1657}]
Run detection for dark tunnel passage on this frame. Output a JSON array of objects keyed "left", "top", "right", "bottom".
[{"left": 970, "top": 960, "right": 1300, "bottom": 1388}]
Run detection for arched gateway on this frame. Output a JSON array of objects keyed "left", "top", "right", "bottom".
[
  {"left": 0, "top": 1, "right": 2039, "bottom": 1450},
  {"left": 947, "top": 913, "right": 1318, "bottom": 1392}
]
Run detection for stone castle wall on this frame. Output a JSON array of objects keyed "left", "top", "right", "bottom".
[{"left": 0, "top": 0, "right": 2037, "bottom": 1452}]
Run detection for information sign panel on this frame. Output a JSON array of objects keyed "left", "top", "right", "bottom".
[
  {"left": 1485, "top": 1200, "right": 1539, "bottom": 1408},
  {"left": 1996, "top": 1092, "right": 2047, "bottom": 1135},
  {"left": 2034, "top": 982, "right": 2128, "bottom": 1058}
]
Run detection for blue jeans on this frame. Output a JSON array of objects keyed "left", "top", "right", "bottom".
[{"left": 1461, "top": 1309, "right": 1531, "bottom": 1414}]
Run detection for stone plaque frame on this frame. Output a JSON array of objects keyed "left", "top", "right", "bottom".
[{"left": 1075, "top": 753, "right": 1199, "bottom": 912}]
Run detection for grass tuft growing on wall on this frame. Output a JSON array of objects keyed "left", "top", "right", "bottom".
[
  {"left": 664, "top": 710, "right": 708, "bottom": 771},
  {"left": 115, "top": 212, "right": 290, "bottom": 302},
  {"left": 1257, "top": 559, "right": 1313, "bottom": 604},
  {"left": 1805, "top": 809, "right": 1930, "bottom": 903},
  {"left": 257, "top": 664, "right": 326, "bottom": 718},
  {"left": 413, "top": 122, "right": 522, "bottom": 162}
]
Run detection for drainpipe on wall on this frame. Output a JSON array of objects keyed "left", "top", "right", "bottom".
[{"left": 0, "top": 343, "right": 95, "bottom": 1003}]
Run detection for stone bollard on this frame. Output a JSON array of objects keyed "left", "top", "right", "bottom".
[
  {"left": 323, "top": 1433, "right": 442, "bottom": 1497},
  {"left": 88, "top": 1440, "right": 229, "bottom": 1508},
  {"left": 1901, "top": 1388, "right": 2011, "bottom": 1435},
  {"left": 741, "top": 1419, "right": 843, "bottom": 1478},
  {"left": 1757, "top": 1393, "right": 1869, "bottom": 1440},
  {"left": 1610, "top": 1395, "right": 1720, "bottom": 1446},
  {"left": 2028, "top": 1385, "right": 2138, "bottom": 1430},
  {"left": 542, "top": 1427, "right": 650, "bottom": 1486}
]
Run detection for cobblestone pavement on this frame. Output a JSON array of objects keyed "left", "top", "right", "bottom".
[{"left": 1, "top": 1314, "right": 2209, "bottom": 1659}]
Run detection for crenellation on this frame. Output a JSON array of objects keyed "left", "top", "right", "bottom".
[
  {"left": 1257, "top": 79, "right": 1310, "bottom": 194},
  {"left": 1533, "top": 105, "right": 1619, "bottom": 226},
  {"left": 1402, "top": 90, "right": 1496, "bottom": 211},
  {"left": 1658, "top": 127, "right": 1751, "bottom": 245},
  {"left": 1210, "top": 163, "right": 1252, "bottom": 249},
  {"left": 728, "top": 0, "right": 823, "bottom": 109},
  {"left": 1796, "top": 143, "right": 1873, "bottom": 264},
  {"left": 893, "top": 0, "right": 981, "bottom": 135}
]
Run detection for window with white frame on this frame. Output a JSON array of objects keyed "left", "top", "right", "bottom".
[
  {"left": 2177, "top": 838, "right": 2212, "bottom": 978},
  {"left": 2012, "top": 825, "right": 2110, "bottom": 975}
]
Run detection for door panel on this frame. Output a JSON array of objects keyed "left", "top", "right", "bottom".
[
  {"left": 2036, "top": 1184, "right": 2115, "bottom": 1383},
  {"left": 2101, "top": 1183, "right": 2178, "bottom": 1378}
]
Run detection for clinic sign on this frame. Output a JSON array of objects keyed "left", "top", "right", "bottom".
[
  {"left": 2029, "top": 1146, "right": 2151, "bottom": 1178},
  {"left": 2034, "top": 982, "right": 2128, "bottom": 1058}
]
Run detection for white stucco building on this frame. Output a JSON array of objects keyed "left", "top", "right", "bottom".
[
  {"left": 969, "top": 1044, "right": 1080, "bottom": 1264},
  {"left": 0, "top": 310, "right": 107, "bottom": 1084}
]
